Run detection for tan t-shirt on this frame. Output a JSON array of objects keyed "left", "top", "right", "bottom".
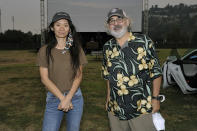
[{"left": 37, "top": 45, "right": 88, "bottom": 92}]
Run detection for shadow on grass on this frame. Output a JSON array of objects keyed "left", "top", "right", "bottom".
[{"left": 160, "top": 85, "right": 197, "bottom": 131}]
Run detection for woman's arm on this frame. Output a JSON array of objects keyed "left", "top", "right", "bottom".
[
  {"left": 58, "top": 65, "right": 83, "bottom": 111},
  {"left": 39, "top": 66, "right": 64, "bottom": 101}
]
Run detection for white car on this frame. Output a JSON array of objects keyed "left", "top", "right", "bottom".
[{"left": 162, "top": 49, "right": 197, "bottom": 94}]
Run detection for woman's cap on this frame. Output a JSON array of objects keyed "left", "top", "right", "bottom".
[{"left": 51, "top": 11, "right": 71, "bottom": 24}]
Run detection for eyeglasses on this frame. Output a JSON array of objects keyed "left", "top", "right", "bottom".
[{"left": 108, "top": 17, "right": 124, "bottom": 25}]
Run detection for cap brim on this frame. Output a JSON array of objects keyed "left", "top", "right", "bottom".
[
  {"left": 51, "top": 16, "right": 71, "bottom": 25},
  {"left": 107, "top": 14, "right": 124, "bottom": 21}
]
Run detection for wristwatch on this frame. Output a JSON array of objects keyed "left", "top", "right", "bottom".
[{"left": 152, "top": 96, "right": 161, "bottom": 101}]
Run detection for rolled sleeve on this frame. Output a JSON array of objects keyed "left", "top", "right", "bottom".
[
  {"left": 146, "top": 36, "right": 162, "bottom": 80},
  {"left": 79, "top": 48, "right": 88, "bottom": 66},
  {"left": 36, "top": 45, "right": 48, "bottom": 68}
]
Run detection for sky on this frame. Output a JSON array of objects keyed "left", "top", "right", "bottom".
[
  {"left": 0, "top": 0, "right": 197, "bottom": 34},
  {"left": 47, "top": 0, "right": 143, "bottom": 32}
]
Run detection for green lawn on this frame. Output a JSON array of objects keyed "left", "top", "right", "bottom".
[{"left": 0, "top": 49, "right": 197, "bottom": 131}]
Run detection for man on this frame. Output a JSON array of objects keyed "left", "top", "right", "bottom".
[{"left": 102, "top": 8, "right": 162, "bottom": 131}]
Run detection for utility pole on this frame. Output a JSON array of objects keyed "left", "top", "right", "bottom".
[
  {"left": 40, "top": 0, "right": 45, "bottom": 46},
  {"left": 0, "top": 9, "right": 2, "bottom": 33},
  {"left": 143, "top": 0, "right": 149, "bottom": 35},
  {"left": 12, "top": 16, "right": 15, "bottom": 30}
]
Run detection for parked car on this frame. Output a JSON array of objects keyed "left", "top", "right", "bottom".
[{"left": 162, "top": 49, "right": 197, "bottom": 94}]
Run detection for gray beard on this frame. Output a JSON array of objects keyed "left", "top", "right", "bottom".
[{"left": 109, "top": 26, "right": 127, "bottom": 39}]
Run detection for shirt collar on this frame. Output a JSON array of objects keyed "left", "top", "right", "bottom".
[
  {"left": 121, "top": 32, "right": 136, "bottom": 49},
  {"left": 109, "top": 32, "right": 136, "bottom": 49},
  {"left": 128, "top": 32, "right": 135, "bottom": 42}
]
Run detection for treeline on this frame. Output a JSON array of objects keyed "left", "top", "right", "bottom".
[
  {"left": 0, "top": 3, "right": 197, "bottom": 50},
  {"left": 149, "top": 3, "right": 197, "bottom": 48},
  {"left": 0, "top": 30, "right": 40, "bottom": 50}
]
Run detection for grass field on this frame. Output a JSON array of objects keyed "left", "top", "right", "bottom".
[{"left": 0, "top": 49, "right": 197, "bottom": 131}]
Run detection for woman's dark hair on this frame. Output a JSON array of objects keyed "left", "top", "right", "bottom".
[{"left": 46, "top": 19, "right": 81, "bottom": 79}]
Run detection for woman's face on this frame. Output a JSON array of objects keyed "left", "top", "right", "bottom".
[{"left": 52, "top": 19, "right": 70, "bottom": 38}]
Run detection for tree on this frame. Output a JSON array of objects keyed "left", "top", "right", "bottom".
[{"left": 191, "top": 30, "right": 197, "bottom": 48}]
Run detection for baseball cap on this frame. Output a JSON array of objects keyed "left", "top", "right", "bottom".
[
  {"left": 50, "top": 11, "right": 71, "bottom": 25},
  {"left": 107, "top": 8, "right": 127, "bottom": 21}
]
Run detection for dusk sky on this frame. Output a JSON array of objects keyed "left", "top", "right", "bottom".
[
  {"left": 0, "top": 0, "right": 197, "bottom": 34},
  {"left": 47, "top": 0, "right": 143, "bottom": 32}
]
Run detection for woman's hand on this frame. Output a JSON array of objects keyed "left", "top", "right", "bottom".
[{"left": 58, "top": 96, "right": 73, "bottom": 112}]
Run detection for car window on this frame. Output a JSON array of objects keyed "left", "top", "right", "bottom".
[
  {"left": 185, "top": 51, "right": 197, "bottom": 61},
  {"left": 189, "top": 55, "right": 197, "bottom": 60}
]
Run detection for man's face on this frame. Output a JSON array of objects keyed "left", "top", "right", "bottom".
[{"left": 107, "top": 16, "right": 129, "bottom": 38}]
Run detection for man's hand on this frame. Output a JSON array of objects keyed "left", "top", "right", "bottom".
[{"left": 105, "top": 98, "right": 110, "bottom": 111}]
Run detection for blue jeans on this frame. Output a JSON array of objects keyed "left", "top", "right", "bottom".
[{"left": 42, "top": 88, "right": 83, "bottom": 131}]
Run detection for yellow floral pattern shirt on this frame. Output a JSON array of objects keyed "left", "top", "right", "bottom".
[{"left": 102, "top": 33, "right": 162, "bottom": 120}]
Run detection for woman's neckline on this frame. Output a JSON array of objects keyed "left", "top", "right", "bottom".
[{"left": 54, "top": 47, "right": 64, "bottom": 50}]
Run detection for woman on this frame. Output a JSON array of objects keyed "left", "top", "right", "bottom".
[{"left": 37, "top": 11, "right": 87, "bottom": 131}]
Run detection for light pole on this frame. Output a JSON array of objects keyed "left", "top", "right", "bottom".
[
  {"left": 40, "top": 0, "right": 45, "bottom": 46},
  {"left": 0, "top": 9, "right": 2, "bottom": 33},
  {"left": 143, "top": 0, "right": 149, "bottom": 35},
  {"left": 12, "top": 16, "right": 15, "bottom": 30}
]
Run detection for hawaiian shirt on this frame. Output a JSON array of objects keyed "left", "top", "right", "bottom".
[{"left": 102, "top": 32, "right": 162, "bottom": 120}]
